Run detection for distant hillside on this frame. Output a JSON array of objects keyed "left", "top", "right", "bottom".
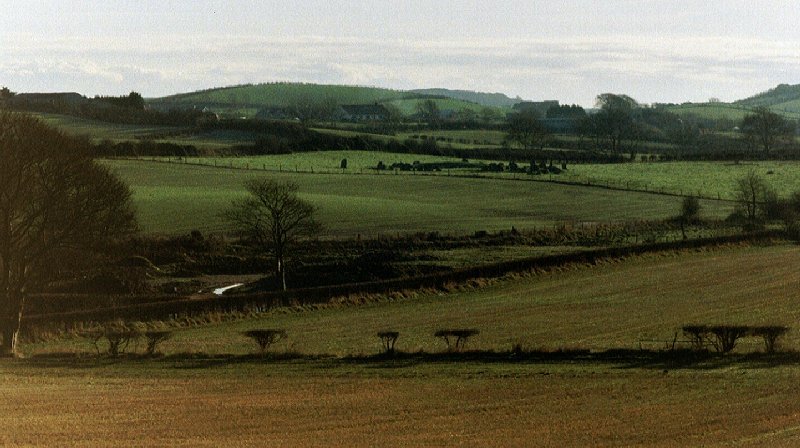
[
  {"left": 734, "top": 83, "right": 800, "bottom": 116},
  {"left": 148, "top": 83, "right": 510, "bottom": 118},
  {"left": 409, "top": 88, "right": 520, "bottom": 108},
  {"left": 148, "top": 83, "right": 415, "bottom": 117}
]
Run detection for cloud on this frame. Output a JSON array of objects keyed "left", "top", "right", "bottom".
[{"left": 1, "top": 35, "right": 798, "bottom": 104}]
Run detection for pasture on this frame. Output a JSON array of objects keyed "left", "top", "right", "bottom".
[
  {"left": 561, "top": 161, "right": 800, "bottom": 199},
  {"left": 102, "top": 159, "right": 733, "bottom": 236},
  {"left": 10, "top": 243, "right": 800, "bottom": 447}
]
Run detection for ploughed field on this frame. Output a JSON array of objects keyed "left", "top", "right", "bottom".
[
  {"left": 102, "top": 159, "right": 733, "bottom": 236},
  {"left": 10, "top": 243, "right": 800, "bottom": 446}
]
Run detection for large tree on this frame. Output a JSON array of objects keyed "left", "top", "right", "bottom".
[
  {"left": 225, "top": 179, "right": 321, "bottom": 291},
  {"left": 740, "top": 107, "right": 793, "bottom": 154},
  {"left": 506, "top": 109, "right": 550, "bottom": 149},
  {"left": 0, "top": 112, "right": 137, "bottom": 356},
  {"left": 585, "top": 93, "right": 639, "bottom": 153}
]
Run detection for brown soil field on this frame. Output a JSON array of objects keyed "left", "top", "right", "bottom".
[{"left": 2, "top": 360, "right": 800, "bottom": 447}]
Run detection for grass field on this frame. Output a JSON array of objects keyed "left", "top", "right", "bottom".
[
  {"left": 10, "top": 244, "right": 800, "bottom": 446},
  {"left": 103, "top": 159, "right": 733, "bottom": 236},
  {"left": 562, "top": 161, "right": 800, "bottom": 199}
]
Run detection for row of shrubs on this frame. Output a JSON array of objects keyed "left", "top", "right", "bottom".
[
  {"left": 84, "top": 325, "right": 482, "bottom": 356},
  {"left": 682, "top": 325, "right": 789, "bottom": 353},
  {"left": 73, "top": 323, "right": 792, "bottom": 358}
]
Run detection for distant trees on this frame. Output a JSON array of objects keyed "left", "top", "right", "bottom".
[
  {"left": 582, "top": 93, "right": 640, "bottom": 153},
  {"left": 95, "top": 91, "right": 145, "bottom": 110},
  {"left": 506, "top": 109, "right": 550, "bottom": 150},
  {"left": 0, "top": 112, "right": 137, "bottom": 356},
  {"left": 225, "top": 179, "right": 321, "bottom": 291},
  {"left": 416, "top": 99, "right": 441, "bottom": 128},
  {"left": 288, "top": 95, "right": 338, "bottom": 126},
  {"left": 740, "top": 107, "right": 794, "bottom": 154},
  {"left": 546, "top": 104, "right": 586, "bottom": 119},
  {"left": 0, "top": 87, "right": 13, "bottom": 100}
]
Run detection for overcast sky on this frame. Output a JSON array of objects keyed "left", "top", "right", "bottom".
[{"left": 2, "top": 0, "right": 800, "bottom": 106}]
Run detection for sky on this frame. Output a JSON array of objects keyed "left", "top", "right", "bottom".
[{"left": 2, "top": 0, "right": 800, "bottom": 107}]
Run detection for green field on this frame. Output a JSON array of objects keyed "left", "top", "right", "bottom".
[
  {"left": 562, "top": 161, "right": 800, "bottom": 199},
  {"left": 104, "top": 159, "right": 733, "bottom": 236},
  {"left": 11, "top": 244, "right": 800, "bottom": 446}
]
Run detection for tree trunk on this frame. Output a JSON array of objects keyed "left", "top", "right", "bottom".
[
  {"left": 0, "top": 295, "right": 24, "bottom": 357},
  {"left": 276, "top": 257, "right": 287, "bottom": 292}
]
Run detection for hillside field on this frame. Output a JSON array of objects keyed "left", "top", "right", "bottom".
[
  {"left": 103, "top": 159, "right": 733, "bottom": 236},
  {"left": 563, "top": 161, "right": 800, "bottom": 199},
  {"left": 10, "top": 244, "right": 800, "bottom": 446}
]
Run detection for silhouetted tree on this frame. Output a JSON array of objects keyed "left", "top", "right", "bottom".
[
  {"left": 740, "top": 107, "right": 793, "bottom": 154},
  {"left": 0, "top": 112, "right": 137, "bottom": 356},
  {"left": 585, "top": 93, "right": 639, "bottom": 153}
]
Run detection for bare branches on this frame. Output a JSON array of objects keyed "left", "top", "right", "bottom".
[
  {"left": 0, "top": 112, "right": 137, "bottom": 356},
  {"left": 224, "top": 179, "right": 321, "bottom": 290}
]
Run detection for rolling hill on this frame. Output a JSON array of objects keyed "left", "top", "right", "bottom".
[{"left": 147, "top": 82, "right": 514, "bottom": 118}]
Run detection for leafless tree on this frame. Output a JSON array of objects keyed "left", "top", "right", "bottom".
[
  {"left": 225, "top": 179, "right": 321, "bottom": 291},
  {"left": 740, "top": 107, "right": 793, "bottom": 154},
  {"left": 0, "top": 112, "right": 137, "bottom": 356}
]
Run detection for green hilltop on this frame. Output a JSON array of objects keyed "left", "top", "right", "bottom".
[
  {"left": 667, "top": 83, "right": 800, "bottom": 121},
  {"left": 147, "top": 82, "right": 515, "bottom": 118}
]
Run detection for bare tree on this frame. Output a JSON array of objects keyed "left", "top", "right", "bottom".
[
  {"left": 225, "top": 179, "right": 321, "bottom": 291},
  {"left": 734, "top": 170, "right": 771, "bottom": 225},
  {"left": 0, "top": 112, "right": 137, "bottom": 356},
  {"left": 506, "top": 109, "right": 550, "bottom": 150},
  {"left": 740, "top": 107, "right": 793, "bottom": 154},
  {"left": 585, "top": 93, "right": 640, "bottom": 153},
  {"left": 676, "top": 196, "right": 701, "bottom": 240}
]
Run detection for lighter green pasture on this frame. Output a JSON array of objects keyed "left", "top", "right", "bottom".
[
  {"left": 103, "top": 159, "right": 733, "bottom": 236},
  {"left": 561, "top": 161, "right": 800, "bottom": 199},
  {"left": 668, "top": 103, "right": 751, "bottom": 121},
  {"left": 154, "top": 150, "right": 471, "bottom": 172}
]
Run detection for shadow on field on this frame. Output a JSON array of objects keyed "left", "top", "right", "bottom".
[
  {"left": 346, "top": 349, "right": 800, "bottom": 371},
  {"left": 19, "top": 349, "right": 800, "bottom": 371}
]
